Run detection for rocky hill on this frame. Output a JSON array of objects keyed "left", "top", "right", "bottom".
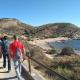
[
  {"left": 32, "top": 23, "right": 80, "bottom": 38},
  {"left": 0, "top": 18, "right": 34, "bottom": 35},
  {"left": 0, "top": 18, "right": 80, "bottom": 39}
]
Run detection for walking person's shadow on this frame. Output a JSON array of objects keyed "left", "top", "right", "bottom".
[
  {"left": 0, "top": 67, "right": 3, "bottom": 69},
  {"left": 0, "top": 66, "right": 17, "bottom": 80},
  {"left": 0, "top": 76, "right": 17, "bottom": 80},
  {"left": 0, "top": 67, "right": 9, "bottom": 73}
]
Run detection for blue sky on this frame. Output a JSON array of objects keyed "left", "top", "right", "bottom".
[{"left": 0, "top": 0, "right": 80, "bottom": 26}]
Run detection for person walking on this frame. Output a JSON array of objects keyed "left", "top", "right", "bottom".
[
  {"left": 1, "top": 36, "right": 11, "bottom": 72},
  {"left": 10, "top": 35, "right": 25, "bottom": 80},
  {"left": 0, "top": 36, "right": 3, "bottom": 58}
]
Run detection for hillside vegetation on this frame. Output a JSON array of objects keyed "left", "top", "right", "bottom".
[
  {"left": 32, "top": 23, "right": 80, "bottom": 38},
  {"left": 0, "top": 18, "right": 33, "bottom": 35},
  {"left": 0, "top": 18, "right": 80, "bottom": 39},
  {"left": 29, "top": 44, "right": 80, "bottom": 80}
]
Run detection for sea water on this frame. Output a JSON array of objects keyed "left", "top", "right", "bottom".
[{"left": 49, "top": 39, "right": 80, "bottom": 54}]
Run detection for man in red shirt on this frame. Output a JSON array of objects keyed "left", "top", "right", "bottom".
[{"left": 10, "top": 35, "right": 25, "bottom": 80}]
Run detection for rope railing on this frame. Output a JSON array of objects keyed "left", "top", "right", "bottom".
[{"left": 25, "top": 54, "right": 70, "bottom": 80}]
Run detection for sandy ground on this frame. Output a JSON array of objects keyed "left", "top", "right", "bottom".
[
  {"left": 29, "top": 37, "right": 80, "bottom": 56},
  {"left": 29, "top": 37, "right": 68, "bottom": 50}
]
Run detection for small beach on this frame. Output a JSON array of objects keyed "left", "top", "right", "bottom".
[
  {"left": 29, "top": 37, "right": 80, "bottom": 55},
  {"left": 29, "top": 37, "right": 68, "bottom": 50}
]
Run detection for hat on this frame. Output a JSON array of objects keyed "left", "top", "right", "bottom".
[{"left": 3, "top": 36, "right": 8, "bottom": 40}]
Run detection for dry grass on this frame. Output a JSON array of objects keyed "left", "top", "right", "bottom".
[{"left": 28, "top": 44, "right": 80, "bottom": 80}]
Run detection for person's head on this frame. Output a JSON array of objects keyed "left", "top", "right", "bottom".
[
  {"left": 13, "top": 35, "right": 18, "bottom": 40},
  {"left": 3, "top": 36, "right": 8, "bottom": 40}
]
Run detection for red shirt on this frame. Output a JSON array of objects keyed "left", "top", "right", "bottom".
[{"left": 10, "top": 40, "right": 25, "bottom": 59}]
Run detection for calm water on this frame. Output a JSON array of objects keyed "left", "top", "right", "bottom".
[{"left": 49, "top": 39, "right": 80, "bottom": 53}]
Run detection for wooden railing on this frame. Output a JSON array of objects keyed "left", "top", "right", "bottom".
[{"left": 25, "top": 54, "right": 71, "bottom": 80}]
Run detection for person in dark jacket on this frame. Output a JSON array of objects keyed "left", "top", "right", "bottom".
[{"left": 1, "top": 36, "right": 11, "bottom": 72}]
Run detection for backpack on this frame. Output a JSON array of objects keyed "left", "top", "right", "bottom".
[
  {"left": 2, "top": 40, "right": 9, "bottom": 54},
  {"left": 15, "top": 48, "right": 22, "bottom": 60}
]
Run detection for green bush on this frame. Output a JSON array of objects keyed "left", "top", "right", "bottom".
[
  {"left": 48, "top": 34, "right": 60, "bottom": 38},
  {"left": 60, "top": 47, "right": 75, "bottom": 56}
]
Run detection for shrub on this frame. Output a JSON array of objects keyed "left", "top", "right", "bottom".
[
  {"left": 60, "top": 47, "right": 75, "bottom": 56},
  {"left": 48, "top": 34, "right": 60, "bottom": 38}
]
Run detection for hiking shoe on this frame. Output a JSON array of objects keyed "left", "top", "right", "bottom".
[
  {"left": 7, "top": 70, "right": 10, "bottom": 73},
  {"left": 7, "top": 69, "right": 11, "bottom": 73},
  {"left": 7, "top": 69, "right": 11, "bottom": 72},
  {"left": 3, "top": 66, "right": 6, "bottom": 68}
]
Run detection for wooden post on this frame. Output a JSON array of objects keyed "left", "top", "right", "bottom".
[
  {"left": 26, "top": 41, "right": 31, "bottom": 73},
  {"left": 28, "top": 56, "right": 31, "bottom": 73}
]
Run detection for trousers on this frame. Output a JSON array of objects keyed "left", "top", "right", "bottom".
[
  {"left": 14, "top": 59, "right": 22, "bottom": 80},
  {"left": 3, "top": 53, "right": 11, "bottom": 70}
]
